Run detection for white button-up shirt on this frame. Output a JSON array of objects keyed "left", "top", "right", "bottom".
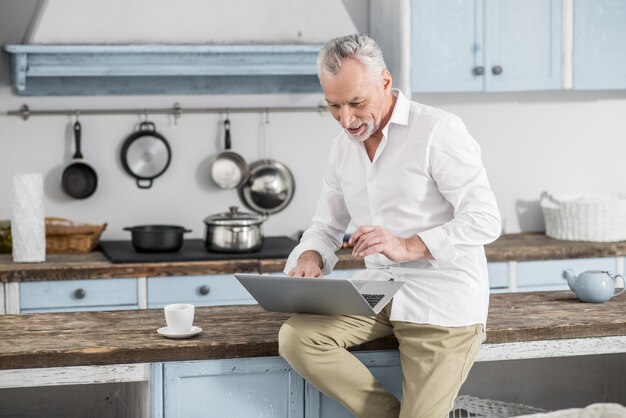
[{"left": 284, "top": 90, "right": 501, "bottom": 327}]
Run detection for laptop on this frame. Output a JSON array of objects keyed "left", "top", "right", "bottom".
[{"left": 234, "top": 272, "right": 404, "bottom": 316}]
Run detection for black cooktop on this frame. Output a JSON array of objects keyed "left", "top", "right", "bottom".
[{"left": 99, "top": 237, "right": 298, "bottom": 264}]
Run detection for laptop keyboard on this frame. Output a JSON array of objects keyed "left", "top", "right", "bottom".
[{"left": 361, "top": 293, "right": 385, "bottom": 308}]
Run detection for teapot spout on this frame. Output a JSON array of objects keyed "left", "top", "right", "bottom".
[{"left": 562, "top": 269, "right": 577, "bottom": 292}]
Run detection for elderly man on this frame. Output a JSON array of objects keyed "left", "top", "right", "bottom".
[{"left": 278, "top": 34, "right": 501, "bottom": 418}]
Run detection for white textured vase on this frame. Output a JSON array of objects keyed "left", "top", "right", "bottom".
[{"left": 11, "top": 173, "right": 46, "bottom": 263}]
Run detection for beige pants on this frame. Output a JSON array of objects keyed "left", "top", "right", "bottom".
[{"left": 278, "top": 303, "right": 484, "bottom": 418}]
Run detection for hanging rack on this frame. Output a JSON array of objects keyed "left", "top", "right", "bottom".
[{"left": 6, "top": 103, "right": 328, "bottom": 121}]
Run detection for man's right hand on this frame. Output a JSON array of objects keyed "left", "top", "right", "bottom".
[{"left": 287, "top": 250, "right": 323, "bottom": 278}]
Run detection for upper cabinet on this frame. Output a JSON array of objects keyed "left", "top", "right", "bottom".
[
  {"left": 3, "top": 44, "right": 322, "bottom": 96},
  {"left": 574, "top": 0, "right": 626, "bottom": 89},
  {"left": 411, "top": 0, "right": 563, "bottom": 92}
]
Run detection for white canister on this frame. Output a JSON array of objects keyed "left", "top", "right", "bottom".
[{"left": 11, "top": 173, "right": 46, "bottom": 263}]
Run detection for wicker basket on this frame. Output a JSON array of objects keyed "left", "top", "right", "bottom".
[
  {"left": 540, "top": 192, "right": 626, "bottom": 242},
  {"left": 450, "top": 395, "right": 548, "bottom": 417},
  {"left": 45, "top": 217, "right": 107, "bottom": 253}
]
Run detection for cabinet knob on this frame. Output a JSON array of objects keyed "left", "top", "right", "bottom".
[
  {"left": 473, "top": 66, "right": 484, "bottom": 76},
  {"left": 199, "top": 285, "right": 210, "bottom": 296},
  {"left": 74, "top": 288, "right": 86, "bottom": 299},
  {"left": 492, "top": 65, "right": 503, "bottom": 75}
]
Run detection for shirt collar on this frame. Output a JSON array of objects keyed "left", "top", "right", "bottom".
[{"left": 381, "top": 89, "right": 410, "bottom": 138}]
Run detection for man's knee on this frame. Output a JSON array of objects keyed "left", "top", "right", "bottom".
[
  {"left": 278, "top": 320, "right": 299, "bottom": 361},
  {"left": 278, "top": 315, "right": 328, "bottom": 371}
]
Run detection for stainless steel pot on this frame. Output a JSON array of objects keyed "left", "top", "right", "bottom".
[
  {"left": 237, "top": 116, "right": 295, "bottom": 215},
  {"left": 210, "top": 119, "right": 248, "bottom": 189},
  {"left": 203, "top": 206, "right": 266, "bottom": 253}
]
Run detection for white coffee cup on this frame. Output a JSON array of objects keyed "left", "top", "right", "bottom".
[{"left": 164, "top": 303, "right": 195, "bottom": 334}]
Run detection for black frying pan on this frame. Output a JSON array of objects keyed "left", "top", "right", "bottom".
[{"left": 61, "top": 121, "right": 98, "bottom": 199}]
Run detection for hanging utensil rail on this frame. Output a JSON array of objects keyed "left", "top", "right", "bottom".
[{"left": 6, "top": 103, "right": 328, "bottom": 121}]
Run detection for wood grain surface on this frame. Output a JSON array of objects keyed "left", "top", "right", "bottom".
[
  {"left": 3, "top": 233, "right": 626, "bottom": 282},
  {"left": 1, "top": 291, "right": 625, "bottom": 370}
]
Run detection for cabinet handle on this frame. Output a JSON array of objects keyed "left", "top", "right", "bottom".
[
  {"left": 199, "top": 285, "right": 210, "bottom": 296},
  {"left": 74, "top": 288, "right": 86, "bottom": 299},
  {"left": 473, "top": 66, "right": 484, "bottom": 76},
  {"left": 492, "top": 65, "right": 503, "bottom": 75}
]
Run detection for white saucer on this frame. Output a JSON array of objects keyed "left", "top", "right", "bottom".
[{"left": 157, "top": 326, "right": 202, "bottom": 339}]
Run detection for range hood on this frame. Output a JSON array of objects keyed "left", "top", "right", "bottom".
[{"left": 4, "top": 44, "right": 323, "bottom": 95}]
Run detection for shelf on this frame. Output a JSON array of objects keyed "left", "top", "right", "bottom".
[{"left": 3, "top": 44, "right": 323, "bottom": 96}]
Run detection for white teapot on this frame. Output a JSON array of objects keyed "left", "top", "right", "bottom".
[{"left": 562, "top": 269, "right": 625, "bottom": 303}]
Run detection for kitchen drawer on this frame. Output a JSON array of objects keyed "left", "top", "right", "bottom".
[
  {"left": 488, "top": 262, "right": 508, "bottom": 289},
  {"left": 147, "top": 274, "right": 256, "bottom": 308},
  {"left": 20, "top": 278, "right": 139, "bottom": 313},
  {"left": 516, "top": 257, "right": 616, "bottom": 291}
]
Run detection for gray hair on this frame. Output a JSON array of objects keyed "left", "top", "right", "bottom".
[{"left": 317, "top": 34, "right": 387, "bottom": 81}]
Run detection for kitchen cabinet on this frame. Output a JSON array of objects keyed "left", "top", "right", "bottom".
[
  {"left": 411, "top": 0, "right": 562, "bottom": 92},
  {"left": 19, "top": 278, "right": 139, "bottom": 313},
  {"left": 573, "top": 0, "right": 626, "bottom": 89},
  {"left": 162, "top": 357, "right": 304, "bottom": 418},
  {"left": 516, "top": 256, "right": 616, "bottom": 292},
  {"left": 159, "top": 352, "right": 400, "bottom": 418},
  {"left": 146, "top": 274, "right": 256, "bottom": 308}
]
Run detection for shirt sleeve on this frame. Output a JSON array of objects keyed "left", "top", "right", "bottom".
[
  {"left": 283, "top": 141, "right": 352, "bottom": 275},
  {"left": 417, "top": 116, "right": 502, "bottom": 267}
]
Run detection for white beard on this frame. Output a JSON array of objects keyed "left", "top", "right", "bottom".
[
  {"left": 346, "top": 120, "right": 377, "bottom": 142},
  {"left": 345, "top": 100, "right": 386, "bottom": 142}
]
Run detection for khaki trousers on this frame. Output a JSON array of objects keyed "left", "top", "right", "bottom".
[{"left": 278, "top": 304, "right": 484, "bottom": 418}]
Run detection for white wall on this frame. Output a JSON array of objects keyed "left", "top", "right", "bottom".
[
  {"left": 420, "top": 90, "right": 626, "bottom": 233},
  {"left": 1, "top": 1, "right": 625, "bottom": 240}
]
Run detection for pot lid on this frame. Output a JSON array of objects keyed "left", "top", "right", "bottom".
[{"left": 203, "top": 206, "right": 265, "bottom": 226}]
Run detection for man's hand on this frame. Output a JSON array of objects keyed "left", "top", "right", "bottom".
[
  {"left": 287, "top": 250, "right": 324, "bottom": 278},
  {"left": 349, "top": 225, "right": 432, "bottom": 262}
]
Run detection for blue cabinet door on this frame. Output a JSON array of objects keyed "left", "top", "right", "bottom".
[
  {"left": 412, "top": 0, "right": 485, "bottom": 92},
  {"left": 412, "top": 0, "right": 562, "bottom": 92},
  {"left": 485, "top": 0, "right": 562, "bottom": 91},
  {"left": 574, "top": 0, "right": 626, "bottom": 89},
  {"left": 163, "top": 357, "right": 304, "bottom": 418},
  {"left": 305, "top": 351, "right": 402, "bottom": 418}
]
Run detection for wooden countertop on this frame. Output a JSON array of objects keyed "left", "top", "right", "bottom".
[
  {"left": 2, "top": 233, "right": 626, "bottom": 282},
  {"left": 1, "top": 291, "right": 625, "bottom": 370}
]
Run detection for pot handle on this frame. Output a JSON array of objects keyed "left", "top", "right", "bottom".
[
  {"left": 224, "top": 119, "right": 232, "bottom": 150},
  {"left": 123, "top": 227, "right": 132, "bottom": 231},
  {"left": 184, "top": 229, "right": 192, "bottom": 233},
  {"left": 139, "top": 121, "right": 156, "bottom": 132},
  {"left": 136, "top": 178, "right": 153, "bottom": 189},
  {"left": 73, "top": 121, "right": 84, "bottom": 159}
]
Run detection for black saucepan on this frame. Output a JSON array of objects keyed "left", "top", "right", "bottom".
[
  {"left": 124, "top": 225, "right": 192, "bottom": 253},
  {"left": 61, "top": 121, "right": 98, "bottom": 199}
]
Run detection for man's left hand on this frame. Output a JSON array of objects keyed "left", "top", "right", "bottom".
[{"left": 348, "top": 225, "right": 432, "bottom": 262}]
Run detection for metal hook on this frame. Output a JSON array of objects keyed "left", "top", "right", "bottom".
[
  {"left": 265, "top": 108, "right": 270, "bottom": 124},
  {"left": 142, "top": 109, "right": 149, "bottom": 122},
  {"left": 172, "top": 102, "right": 182, "bottom": 126},
  {"left": 75, "top": 110, "right": 80, "bottom": 123}
]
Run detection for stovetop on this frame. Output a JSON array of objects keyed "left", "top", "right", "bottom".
[{"left": 99, "top": 236, "right": 297, "bottom": 264}]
